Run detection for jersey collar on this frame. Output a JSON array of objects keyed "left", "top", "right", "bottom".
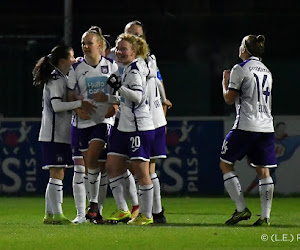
[{"left": 248, "top": 56, "right": 261, "bottom": 61}]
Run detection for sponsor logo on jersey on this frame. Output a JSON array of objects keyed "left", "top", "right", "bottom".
[{"left": 101, "top": 66, "right": 108, "bottom": 74}]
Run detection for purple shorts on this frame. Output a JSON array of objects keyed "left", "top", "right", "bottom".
[
  {"left": 220, "top": 129, "right": 277, "bottom": 168},
  {"left": 151, "top": 126, "right": 167, "bottom": 159},
  {"left": 40, "top": 142, "right": 73, "bottom": 170},
  {"left": 108, "top": 129, "right": 155, "bottom": 161},
  {"left": 71, "top": 123, "right": 112, "bottom": 162},
  {"left": 77, "top": 123, "right": 112, "bottom": 152}
]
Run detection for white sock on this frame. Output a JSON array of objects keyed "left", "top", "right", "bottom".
[
  {"left": 98, "top": 172, "right": 108, "bottom": 215},
  {"left": 48, "top": 178, "right": 63, "bottom": 215},
  {"left": 84, "top": 175, "right": 90, "bottom": 201},
  {"left": 123, "top": 170, "right": 139, "bottom": 206},
  {"left": 223, "top": 171, "right": 246, "bottom": 212},
  {"left": 151, "top": 173, "right": 162, "bottom": 214},
  {"left": 72, "top": 165, "right": 86, "bottom": 217},
  {"left": 87, "top": 167, "right": 101, "bottom": 203},
  {"left": 45, "top": 183, "right": 52, "bottom": 214},
  {"left": 139, "top": 184, "right": 154, "bottom": 219},
  {"left": 259, "top": 176, "right": 274, "bottom": 219},
  {"left": 109, "top": 175, "right": 128, "bottom": 211},
  {"left": 134, "top": 175, "right": 139, "bottom": 196}
]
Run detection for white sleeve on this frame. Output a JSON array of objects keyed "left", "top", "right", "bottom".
[
  {"left": 228, "top": 64, "right": 244, "bottom": 90},
  {"left": 49, "top": 78, "right": 82, "bottom": 112},
  {"left": 119, "top": 69, "right": 143, "bottom": 103},
  {"left": 108, "top": 95, "right": 121, "bottom": 104},
  {"left": 155, "top": 77, "right": 167, "bottom": 103},
  {"left": 67, "top": 66, "right": 77, "bottom": 89},
  {"left": 51, "top": 99, "right": 82, "bottom": 113},
  {"left": 118, "top": 86, "right": 142, "bottom": 103},
  {"left": 146, "top": 55, "right": 158, "bottom": 78}
]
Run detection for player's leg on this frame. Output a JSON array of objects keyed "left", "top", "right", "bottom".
[
  {"left": 83, "top": 138, "right": 105, "bottom": 221},
  {"left": 250, "top": 132, "right": 276, "bottom": 226},
  {"left": 44, "top": 180, "right": 53, "bottom": 224},
  {"left": 220, "top": 160, "right": 250, "bottom": 225},
  {"left": 41, "top": 142, "right": 74, "bottom": 225},
  {"left": 253, "top": 167, "right": 274, "bottom": 226},
  {"left": 150, "top": 160, "right": 166, "bottom": 223},
  {"left": 106, "top": 154, "right": 131, "bottom": 223},
  {"left": 71, "top": 126, "right": 87, "bottom": 223},
  {"left": 128, "top": 160, "right": 153, "bottom": 225},
  {"left": 150, "top": 126, "right": 167, "bottom": 223},
  {"left": 220, "top": 130, "right": 252, "bottom": 225},
  {"left": 96, "top": 161, "right": 107, "bottom": 224},
  {"left": 48, "top": 167, "right": 73, "bottom": 224},
  {"left": 127, "top": 130, "right": 155, "bottom": 225},
  {"left": 72, "top": 158, "right": 87, "bottom": 223},
  {"left": 124, "top": 163, "right": 139, "bottom": 219}
]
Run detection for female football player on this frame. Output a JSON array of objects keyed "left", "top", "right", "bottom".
[
  {"left": 125, "top": 20, "right": 172, "bottom": 223},
  {"left": 68, "top": 26, "right": 119, "bottom": 223},
  {"left": 93, "top": 33, "right": 155, "bottom": 225},
  {"left": 33, "top": 45, "right": 95, "bottom": 225},
  {"left": 220, "top": 35, "right": 276, "bottom": 226}
]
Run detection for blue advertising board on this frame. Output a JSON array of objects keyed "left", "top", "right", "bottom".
[
  {"left": 0, "top": 119, "right": 224, "bottom": 196},
  {"left": 157, "top": 119, "right": 224, "bottom": 195}
]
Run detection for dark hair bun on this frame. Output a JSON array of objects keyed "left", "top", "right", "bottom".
[{"left": 256, "top": 35, "right": 265, "bottom": 43}]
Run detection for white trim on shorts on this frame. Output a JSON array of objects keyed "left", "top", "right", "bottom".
[
  {"left": 220, "top": 157, "right": 234, "bottom": 165},
  {"left": 130, "top": 156, "right": 150, "bottom": 162},
  {"left": 72, "top": 156, "right": 83, "bottom": 160},
  {"left": 150, "top": 155, "right": 167, "bottom": 159},
  {"left": 250, "top": 163, "right": 277, "bottom": 168},
  {"left": 220, "top": 157, "right": 278, "bottom": 168},
  {"left": 42, "top": 164, "right": 74, "bottom": 170}
]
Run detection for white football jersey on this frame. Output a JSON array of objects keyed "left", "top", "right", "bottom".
[
  {"left": 68, "top": 56, "right": 119, "bottom": 128},
  {"left": 228, "top": 56, "right": 274, "bottom": 132},
  {"left": 118, "top": 58, "right": 154, "bottom": 132},
  {"left": 108, "top": 47, "right": 125, "bottom": 76},
  {"left": 145, "top": 55, "right": 167, "bottom": 128},
  {"left": 107, "top": 47, "right": 124, "bottom": 119},
  {"left": 39, "top": 70, "right": 79, "bottom": 144}
]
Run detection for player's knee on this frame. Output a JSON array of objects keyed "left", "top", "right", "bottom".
[{"left": 220, "top": 161, "right": 234, "bottom": 174}]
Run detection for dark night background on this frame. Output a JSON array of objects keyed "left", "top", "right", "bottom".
[{"left": 1, "top": 0, "right": 299, "bottom": 117}]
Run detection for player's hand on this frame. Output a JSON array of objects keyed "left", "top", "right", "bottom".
[
  {"left": 93, "top": 92, "right": 108, "bottom": 102},
  {"left": 107, "top": 74, "right": 121, "bottom": 91},
  {"left": 223, "top": 70, "right": 230, "bottom": 82},
  {"left": 163, "top": 99, "right": 172, "bottom": 109},
  {"left": 81, "top": 100, "right": 96, "bottom": 114},
  {"left": 75, "top": 57, "right": 83, "bottom": 62},
  {"left": 105, "top": 104, "right": 118, "bottom": 118},
  {"left": 75, "top": 108, "right": 91, "bottom": 120}
]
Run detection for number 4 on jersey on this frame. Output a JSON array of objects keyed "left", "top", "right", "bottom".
[{"left": 253, "top": 73, "right": 270, "bottom": 103}]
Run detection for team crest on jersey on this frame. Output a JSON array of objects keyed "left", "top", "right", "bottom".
[{"left": 101, "top": 66, "right": 109, "bottom": 74}]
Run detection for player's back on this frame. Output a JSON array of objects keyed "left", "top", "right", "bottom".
[
  {"left": 39, "top": 73, "right": 72, "bottom": 143},
  {"left": 233, "top": 57, "right": 274, "bottom": 133}
]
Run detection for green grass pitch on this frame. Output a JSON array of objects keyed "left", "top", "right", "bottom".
[{"left": 1, "top": 196, "right": 300, "bottom": 249}]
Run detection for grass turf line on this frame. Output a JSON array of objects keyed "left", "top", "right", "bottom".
[{"left": 0, "top": 197, "right": 300, "bottom": 249}]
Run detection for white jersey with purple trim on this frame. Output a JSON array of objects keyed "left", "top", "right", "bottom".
[
  {"left": 228, "top": 56, "right": 274, "bottom": 132},
  {"left": 68, "top": 56, "right": 119, "bottom": 128},
  {"left": 107, "top": 47, "right": 124, "bottom": 120},
  {"left": 39, "top": 70, "right": 81, "bottom": 144},
  {"left": 108, "top": 47, "right": 125, "bottom": 76},
  {"left": 145, "top": 55, "right": 167, "bottom": 128},
  {"left": 118, "top": 58, "right": 155, "bottom": 132}
]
